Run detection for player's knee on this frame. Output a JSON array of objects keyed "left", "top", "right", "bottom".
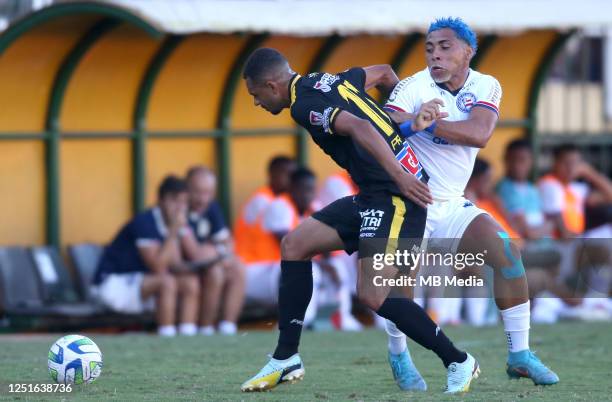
[
  {"left": 356, "top": 290, "right": 384, "bottom": 311},
  {"left": 203, "top": 264, "right": 225, "bottom": 287},
  {"left": 281, "top": 232, "right": 309, "bottom": 260},
  {"left": 181, "top": 275, "right": 200, "bottom": 298},
  {"left": 158, "top": 273, "right": 177, "bottom": 296}
]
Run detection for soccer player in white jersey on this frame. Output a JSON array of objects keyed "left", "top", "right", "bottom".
[{"left": 381, "top": 17, "right": 559, "bottom": 390}]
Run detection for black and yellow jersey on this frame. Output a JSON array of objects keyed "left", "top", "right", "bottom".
[{"left": 289, "top": 67, "right": 427, "bottom": 195}]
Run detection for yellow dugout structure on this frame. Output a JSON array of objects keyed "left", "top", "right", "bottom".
[{"left": 0, "top": 2, "right": 571, "bottom": 248}]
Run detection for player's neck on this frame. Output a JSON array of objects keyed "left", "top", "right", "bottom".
[{"left": 444, "top": 68, "right": 470, "bottom": 93}]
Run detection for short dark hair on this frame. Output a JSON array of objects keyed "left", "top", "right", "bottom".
[
  {"left": 552, "top": 143, "right": 579, "bottom": 160},
  {"left": 158, "top": 175, "right": 188, "bottom": 199},
  {"left": 290, "top": 167, "right": 316, "bottom": 185},
  {"left": 471, "top": 158, "right": 490, "bottom": 179},
  {"left": 268, "top": 155, "right": 294, "bottom": 174},
  {"left": 243, "top": 48, "right": 288, "bottom": 83},
  {"left": 505, "top": 139, "right": 532, "bottom": 156}
]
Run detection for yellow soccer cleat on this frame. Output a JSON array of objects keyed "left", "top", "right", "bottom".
[
  {"left": 241, "top": 354, "right": 305, "bottom": 392},
  {"left": 445, "top": 353, "right": 480, "bottom": 394}
]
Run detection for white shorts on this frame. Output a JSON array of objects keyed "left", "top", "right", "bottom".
[
  {"left": 244, "top": 262, "right": 322, "bottom": 305},
  {"left": 93, "top": 273, "right": 155, "bottom": 314},
  {"left": 244, "top": 262, "right": 281, "bottom": 305},
  {"left": 425, "top": 197, "right": 489, "bottom": 250}
]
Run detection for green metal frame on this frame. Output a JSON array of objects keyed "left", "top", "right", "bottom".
[
  {"left": 133, "top": 35, "right": 184, "bottom": 213},
  {"left": 471, "top": 34, "right": 497, "bottom": 68},
  {"left": 526, "top": 31, "right": 576, "bottom": 176},
  {"left": 216, "top": 34, "right": 268, "bottom": 223},
  {"left": 0, "top": 1, "right": 162, "bottom": 55},
  {"left": 526, "top": 31, "right": 576, "bottom": 141},
  {"left": 44, "top": 19, "right": 119, "bottom": 247},
  {"left": 390, "top": 33, "right": 423, "bottom": 76}
]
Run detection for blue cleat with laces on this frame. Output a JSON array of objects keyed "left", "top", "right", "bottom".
[
  {"left": 388, "top": 350, "right": 427, "bottom": 391},
  {"left": 506, "top": 350, "right": 559, "bottom": 385}
]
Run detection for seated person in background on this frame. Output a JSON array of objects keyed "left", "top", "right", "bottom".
[
  {"left": 92, "top": 176, "right": 200, "bottom": 337},
  {"left": 538, "top": 144, "right": 612, "bottom": 239},
  {"left": 235, "top": 155, "right": 297, "bottom": 265},
  {"left": 317, "top": 170, "right": 358, "bottom": 208},
  {"left": 317, "top": 172, "right": 364, "bottom": 330},
  {"left": 496, "top": 139, "right": 555, "bottom": 240},
  {"left": 185, "top": 166, "right": 246, "bottom": 336}
]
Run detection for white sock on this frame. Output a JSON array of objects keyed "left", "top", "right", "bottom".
[
  {"left": 178, "top": 323, "right": 197, "bottom": 336},
  {"left": 199, "top": 325, "right": 215, "bottom": 336},
  {"left": 501, "top": 301, "right": 530, "bottom": 353},
  {"left": 218, "top": 321, "right": 237, "bottom": 335},
  {"left": 385, "top": 320, "right": 407, "bottom": 355},
  {"left": 158, "top": 325, "right": 176, "bottom": 337}
]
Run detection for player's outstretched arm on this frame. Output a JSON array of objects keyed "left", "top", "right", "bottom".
[
  {"left": 363, "top": 65, "right": 399, "bottom": 96},
  {"left": 333, "top": 110, "right": 432, "bottom": 207}
]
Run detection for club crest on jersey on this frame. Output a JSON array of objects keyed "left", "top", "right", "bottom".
[
  {"left": 309, "top": 111, "right": 323, "bottom": 126},
  {"left": 314, "top": 73, "right": 339, "bottom": 93},
  {"left": 456, "top": 92, "right": 476, "bottom": 113}
]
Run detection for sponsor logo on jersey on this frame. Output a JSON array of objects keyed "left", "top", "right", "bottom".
[
  {"left": 456, "top": 92, "right": 476, "bottom": 113},
  {"left": 395, "top": 144, "right": 422, "bottom": 176},
  {"left": 309, "top": 110, "right": 323, "bottom": 126},
  {"left": 313, "top": 73, "right": 339, "bottom": 93},
  {"left": 388, "top": 75, "right": 416, "bottom": 102},
  {"left": 463, "top": 201, "right": 474, "bottom": 208},
  {"left": 322, "top": 106, "right": 335, "bottom": 133}
]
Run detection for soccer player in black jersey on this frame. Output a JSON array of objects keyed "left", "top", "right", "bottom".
[{"left": 240, "top": 48, "right": 478, "bottom": 394}]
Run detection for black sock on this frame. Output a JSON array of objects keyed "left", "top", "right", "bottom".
[
  {"left": 376, "top": 297, "right": 467, "bottom": 367},
  {"left": 272, "top": 260, "right": 313, "bottom": 360}
]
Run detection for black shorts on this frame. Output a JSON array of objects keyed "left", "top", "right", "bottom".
[{"left": 311, "top": 193, "right": 427, "bottom": 258}]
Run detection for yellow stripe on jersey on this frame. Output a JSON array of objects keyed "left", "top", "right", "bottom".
[
  {"left": 337, "top": 81, "right": 394, "bottom": 136},
  {"left": 290, "top": 74, "right": 301, "bottom": 106},
  {"left": 385, "top": 196, "right": 406, "bottom": 255},
  {"left": 328, "top": 107, "right": 341, "bottom": 134}
]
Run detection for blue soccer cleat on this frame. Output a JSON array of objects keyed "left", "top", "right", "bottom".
[
  {"left": 388, "top": 350, "right": 427, "bottom": 391},
  {"left": 506, "top": 350, "right": 559, "bottom": 385},
  {"left": 241, "top": 354, "right": 304, "bottom": 392}
]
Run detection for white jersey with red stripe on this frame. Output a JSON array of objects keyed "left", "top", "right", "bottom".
[{"left": 385, "top": 67, "right": 502, "bottom": 200}]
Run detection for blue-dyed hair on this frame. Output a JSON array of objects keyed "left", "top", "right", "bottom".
[{"left": 428, "top": 17, "right": 477, "bottom": 53}]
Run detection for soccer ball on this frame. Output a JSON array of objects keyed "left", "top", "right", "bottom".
[{"left": 47, "top": 334, "right": 103, "bottom": 384}]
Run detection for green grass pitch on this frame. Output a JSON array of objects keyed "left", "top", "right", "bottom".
[{"left": 0, "top": 322, "right": 610, "bottom": 401}]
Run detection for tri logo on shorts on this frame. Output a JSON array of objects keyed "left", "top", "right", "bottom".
[{"left": 359, "top": 209, "right": 384, "bottom": 238}]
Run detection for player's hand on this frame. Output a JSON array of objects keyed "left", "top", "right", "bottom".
[
  {"left": 169, "top": 206, "right": 188, "bottom": 235},
  {"left": 412, "top": 99, "right": 448, "bottom": 132},
  {"left": 396, "top": 172, "right": 432, "bottom": 208}
]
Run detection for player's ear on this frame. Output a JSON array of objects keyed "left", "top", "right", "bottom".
[{"left": 465, "top": 46, "right": 474, "bottom": 62}]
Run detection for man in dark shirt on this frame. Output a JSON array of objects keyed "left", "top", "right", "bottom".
[
  {"left": 185, "top": 166, "right": 245, "bottom": 335},
  {"left": 240, "top": 48, "right": 476, "bottom": 394},
  {"left": 93, "top": 176, "right": 200, "bottom": 337}
]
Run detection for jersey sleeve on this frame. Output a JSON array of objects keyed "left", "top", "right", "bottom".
[
  {"left": 133, "top": 213, "right": 163, "bottom": 248},
  {"left": 473, "top": 75, "right": 502, "bottom": 116},
  {"left": 384, "top": 75, "right": 419, "bottom": 114},
  {"left": 262, "top": 199, "right": 293, "bottom": 233},
  {"left": 291, "top": 95, "right": 343, "bottom": 138},
  {"left": 241, "top": 193, "right": 270, "bottom": 224},
  {"left": 338, "top": 67, "right": 366, "bottom": 90}
]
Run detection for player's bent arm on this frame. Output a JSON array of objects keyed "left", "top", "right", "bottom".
[
  {"left": 138, "top": 237, "right": 181, "bottom": 273},
  {"left": 363, "top": 65, "right": 399, "bottom": 95},
  {"left": 334, "top": 111, "right": 405, "bottom": 180},
  {"left": 386, "top": 110, "right": 414, "bottom": 125},
  {"left": 333, "top": 111, "right": 432, "bottom": 206},
  {"left": 433, "top": 106, "right": 498, "bottom": 148}
]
